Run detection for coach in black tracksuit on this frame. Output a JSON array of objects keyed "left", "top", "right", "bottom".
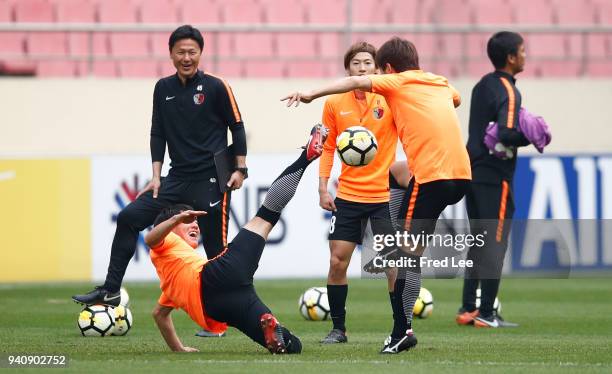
[
  {"left": 73, "top": 26, "right": 247, "bottom": 311},
  {"left": 459, "top": 32, "right": 529, "bottom": 328}
]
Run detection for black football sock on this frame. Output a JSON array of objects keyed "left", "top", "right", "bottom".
[
  {"left": 480, "top": 278, "right": 501, "bottom": 318},
  {"left": 327, "top": 284, "right": 348, "bottom": 332},
  {"left": 462, "top": 278, "right": 479, "bottom": 313},
  {"left": 389, "top": 291, "right": 402, "bottom": 335},
  {"left": 391, "top": 268, "right": 408, "bottom": 338},
  {"left": 256, "top": 150, "right": 312, "bottom": 226}
]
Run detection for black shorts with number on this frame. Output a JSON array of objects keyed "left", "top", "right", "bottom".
[{"left": 328, "top": 197, "right": 394, "bottom": 244}]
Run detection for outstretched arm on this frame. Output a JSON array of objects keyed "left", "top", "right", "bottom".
[
  {"left": 281, "top": 76, "right": 372, "bottom": 107},
  {"left": 152, "top": 304, "right": 198, "bottom": 352},
  {"left": 144, "top": 210, "right": 207, "bottom": 248}
]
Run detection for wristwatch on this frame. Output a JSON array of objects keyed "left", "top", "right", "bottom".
[{"left": 235, "top": 167, "right": 249, "bottom": 179}]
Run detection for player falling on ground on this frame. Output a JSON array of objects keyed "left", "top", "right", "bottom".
[
  {"left": 282, "top": 37, "right": 471, "bottom": 354},
  {"left": 144, "top": 124, "right": 327, "bottom": 353},
  {"left": 318, "top": 41, "right": 399, "bottom": 344}
]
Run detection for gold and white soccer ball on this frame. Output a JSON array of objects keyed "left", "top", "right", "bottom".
[
  {"left": 336, "top": 126, "right": 378, "bottom": 167},
  {"left": 119, "top": 287, "right": 130, "bottom": 307},
  {"left": 78, "top": 304, "right": 115, "bottom": 337},
  {"left": 298, "top": 287, "right": 330, "bottom": 321},
  {"left": 413, "top": 287, "right": 434, "bottom": 319},
  {"left": 112, "top": 305, "right": 133, "bottom": 336}
]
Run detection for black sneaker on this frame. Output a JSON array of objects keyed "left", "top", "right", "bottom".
[
  {"left": 72, "top": 286, "right": 120, "bottom": 307},
  {"left": 474, "top": 313, "right": 519, "bottom": 328},
  {"left": 320, "top": 328, "right": 348, "bottom": 344},
  {"left": 195, "top": 329, "right": 227, "bottom": 338},
  {"left": 380, "top": 329, "right": 418, "bottom": 354},
  {"left": 363, "top": 247, "right": 399, "bottom": 274}
]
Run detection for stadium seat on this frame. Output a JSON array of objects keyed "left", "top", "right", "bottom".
[
  {"left": 179, "top": 0, "right": 222, "bottom": 24},
  {"left": 413, "top": 33, "right": 438, "bottom": 59},
  {"left": 211, "top": 60, "right": 244, "bottom": 78},
  {"left": 36, "top": 61, "right": 78, "bottom": 77},
  {"left": 586, "top": 34, "right": 610, "bottom": 58},
  {"left": 244, "top": 60, "right": 285, "bottom": 78},
  {"left": 0, "top": 60, "right": 37, "bottom": 76},
  {"left": 109, "top": 33, "right": 150, "bottom": 57},
  {"left": 286, "top": 61, "right": 333, "bottom": 77},
  {"left": 0, "top": 32, "right": 26, "bottom": 56},
  {"left": 389, "top": 0, "right": 420, "bottom": 24},
  {"left": 305, "top": 0, "right": 346, "bottom": 24},
  {"left": 118, "top": 60, "right": 159, "bottom": 78},
  {"left": 221, "top": 0, "right": 264, "bottom": 24},
  {"left": 158, "top": 60, "right": 176, "bottom": 77},
  {"left": 54, "top": 0, "right": 96, "bottom": 23},
  {"left": 513, "top": 0, "right": 554, "bottom": 24},
  {"left": 26, "top": 32, "right": 68, "bottom": 57},
  {"left": 431, "top": 60, "right": 461, "bottom": 79},
  {"left": 319, "top": 33, "right": 341, "bottom": 57},
  {"left": 432, "top": 0, "right": 473, "bottom": 25},
  {"left": 538, "top": 60, "right": 582, "bottom": 77},
  {"left": 350, "top": 33, "right": 398, "bottom": 49},
  {"left": 233, "top": 33, "right": 275, "bottom": 57},
  {"left": 67, "top": 32, "right": 109, "bottom": 56},
  {"left": 14, "top": 0, "right": 55, "bottom": 22},
  {"left": 553, "top": 0, "right": 597, "bottom": 25},
  {"left": 139, "top": 0, "right": 179, "bottom": 23},
  {"left": 277, "top": 33, "right": 317, "bottom": 57},
  {"left": 97, "top": 0, "right": 138, "bottom": 23},
  {"left": 466, "top": 32, "right": 489, "bottom": 57},
  {"left": 262, "top": 0, "right": 305, "bottom": 24},
  {"left": 437, "top": 34, "right": 464, "bottom": 58},
  {"left": 595, "top": 0, "right": 612, "bottom": 24},
  {"left": 92, "top": 60, "right": 118, "bottom": 77},
  {"left": 0, "top": 0, "right": 14, "bottom": 22},
  {"left": 351, "top": 0, "right": 392, "bottom": 24},
  {"left": 525, "top": 34, "right": 567, "bottom": 57},
  {"left": 586, "top": 61, "right": 612, "bottom": 76},
  {"left": 467, "top": 60, "right": 493, "bottom": 77},
  {"left": 470, "top": 0, "right": 514, "bottom": 24}
]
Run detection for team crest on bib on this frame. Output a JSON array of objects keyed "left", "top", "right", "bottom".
[
  {"left": 373, "top": 106, "right": 384, "bottom": 119},
  {"left": 193, "top": 93, "right": 205, "bottom": 105}
]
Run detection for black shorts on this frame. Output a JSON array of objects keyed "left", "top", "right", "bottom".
[
  {"left": 328, "top": 197, "right": 393, "bottom": 244},
  {"left": 398, "top": 178, "right": 470, "bottom": 235}
]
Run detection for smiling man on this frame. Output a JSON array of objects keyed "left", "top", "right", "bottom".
[{"left": 73, "top": 26, "right": 247, "bottom": 339}]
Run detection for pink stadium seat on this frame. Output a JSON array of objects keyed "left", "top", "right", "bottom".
[
  {"left": 389, "top": 0, "right": 419, "bottom": 24},
  {"left": 431, "top": 61, "right": 461, "bottom": 79},
  {"left": 595, "top": 0, "right": 612, "bottom": 24},
  {"left": 244, "top": 60, "right": 285, "bottom": 78},
  {"left": 0, "top": 0, "right": 14, "bottom": 22},
  {"left": 539, "top": 60, "right": 582, "bottom": 77},
  {"left": 92, "top": 61, "right": 118, "bottom": 77},
  {"left": 36, "top": 61, "right": 78, "bottom": 77},
  {"left": 221, "top": 0, "right": 264, "bottom": 24},
  {"left": 67, "top": 32, "right": 109, "bottom": 56},
  {"left": 305, "top": 0, "right": 346, "bottom": 24},
  {"left": 233, "top": 33, "right": 275, "bottom": 57},
  {"left": 158, "top": 61, "right": 176, "bottom": 77},
  {"left": 413, "top": 33, "right": 437, "bottom": 59},
  {"left": 277, "top": 33, "right": 317, "bottom": 57},
  {"left": 54, "top": 0, "right": 96, "bottom": 22},
  {"left": 150, "top": 32, "right": 170, "bottom": 56},
  {"left": 466, "top": 32, "right": 488, "bottom": 57},
  {"left": 553, "top": 0, "right": 596, "bottom": 24},
  {"left": 471, "top": 0, "right": 514, "bottom": 24},
  {"left": 0, "top": 61, "right": 37, "bottom": 75},
  {"left": 586, "top": 34, "right": 610, "bottom": 58},
  {"left": 97, "top": 0, "right": 138, "bottom": 23},
  {"left": 437, "top": 34, "right": 463, "bottom": 58},
  {"left": 0, "top": 32, "right": 26, "bottom": 56},
  {"left": 262, "top": 0, "right": 305, "bottom": 24},
  {"left": 118, "top": 60, "right": 159, "bottom": 78},
  {"left": 432, "top": 0, "right": 473, "bottom": 24},
  {"left": 319, "top": 33, "right": 341, "bottom": 57},
  {"left": 14, "top": 0, "right": 55, "bottom": 22},
  {"left": 467, "top": 60, "right": 492, "bottom": 77},
  {"left": 109, "top": 33, "right": 150, "bottom": 57},
  {"left": 513, "top": 0, "right": 554, "bottom": 24},
  {"left": 525, "top": 34, "right": 567, "bottom": 57},
  {"left": 350, "top": 33, "right": 397, "bottom": 50},
  {"left": 139, "top": 0, "right": 179, "bottom": 23},
  {"left": 211, "top": 60, "right": 244, "bottom": 78},
  {"left": 286, "top": 61, "right": 332, "bottom": 77},
  {"left": 26, "top": 32, "right": 67, "bottom": 57},
  {"left": 179, "top": 0, "right": 221, "bottom": 24},
  {"left": 351, "top": 0, "right": 392, "bottom": 24},
  {"left": 586, "top": 61, "right": 612, "bottom": 76}
]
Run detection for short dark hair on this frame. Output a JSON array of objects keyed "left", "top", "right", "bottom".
[
  {"left": 487, "top": 31, "right": 524, "bottom": 69},
  {"left": 168, "top": 25, "right": 204, "bottom": 52},
  {"left": 343, "top": 41, "right": 377, "bottom": 69},
  {"left": 375, "top": 37, "right": 419, "bottom": 72},
  {"left": 153, "top": 203, "right": 194, "bottom": 226}
]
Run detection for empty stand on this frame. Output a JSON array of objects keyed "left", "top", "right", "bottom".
[
  {"left": 54, "top": 0, "right": 96, "bottom": 23},
  {"left": 27, "top": 32, "right": 67, "bottom": 56},
  {"left": 277, "top": 33, "right": 317, "bottom": 57},
  {"left": 305, "top": 0, "right": 346, "bottom": 24},
  {"left": 97, "top": 0, "right": 138, "bottom": 23},
  {"left": 221, "top": 0, "right": 264, "bottom": 24},
  {"left": 139, "top": 0, "right": 179, "bottom": 23},
  {"left": 109, "top": 32, "right": 150, "bottom": 57},
  {"left": 14, "top": 0, "right": 55, "bottom": 22},
  {"left": 179, "top": 0, "right": 222, "bottom": 24},
  {"left": 262, "top": 0, "right": 305, "bottom": 24}
]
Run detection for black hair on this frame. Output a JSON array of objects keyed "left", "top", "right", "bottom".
[
  {"left": 168, "top": 24, "right": 204, "bottom": 52},
  {"left": 375, "top": 37, "right": 420, "bottom": 72},
  {"left": 487, "top": 31, "right": 524, "bottom": 69},
  {"left": 343, "top": 41, "right": 377, "bottom": 69},
  {"left": 153, "top": 203, "right": 194, "bottom": 226}
]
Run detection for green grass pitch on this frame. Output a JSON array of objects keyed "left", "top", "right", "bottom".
[{"left": 2, "top": 278, "right": 611, "bottom": 373}]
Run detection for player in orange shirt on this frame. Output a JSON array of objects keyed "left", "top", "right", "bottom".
[
  {"left": 318, "top": 42, "right": 400, "bottom": 344},
  {"left": 282, "top": 37, "right": 471, "bottom": 354},
  {"left": 144, "top": 124, "right": 328, "bottom": 354}
]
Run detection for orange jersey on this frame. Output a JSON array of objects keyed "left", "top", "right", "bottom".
[
  {"left": 150, "top": 232, "right": 227, "bottom": 333},
  {"left": 319, "top": 91, "right": 397, "bottom": 203},
  {"left": 369, "top": 70, "right": 471, "bottom": 184}
]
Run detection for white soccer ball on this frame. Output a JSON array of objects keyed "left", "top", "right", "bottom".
[
  {"left": 413, "top": 287, "right": 434, "bottom": 319},
  {"left": 78, "top": 304, "right": 115, "bottom": 337},
  {"left": 475, "top": 288, "right": 502, "bottom": 314},
  {"left": 112, "top": 305, "right": 133, "bottom": 336},
  {"left": 336, "top": 126, "right": 378, "bottom": 166},
  {"left": 119, "top": 287, "right": 130, "bottom": 307},
  {"left": 298, "top": 287, "right": 330, "bottom": 321}
]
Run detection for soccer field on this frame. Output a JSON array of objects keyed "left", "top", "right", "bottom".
[{"left": 2, "top": 278, "right": 611, "bottom": 373}]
